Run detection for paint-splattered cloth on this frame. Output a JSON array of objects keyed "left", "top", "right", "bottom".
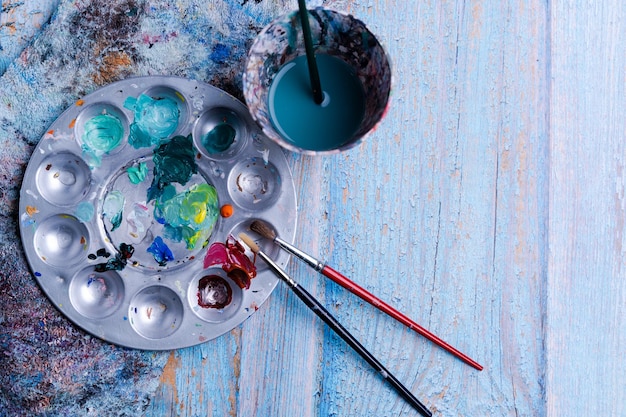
[{"left": 0, "top": 0, "right": 337, "bottom": 415}]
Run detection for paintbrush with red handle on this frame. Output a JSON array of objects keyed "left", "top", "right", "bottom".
[{"left": 249, "top": 219, "right": 483, "bottom": 371}]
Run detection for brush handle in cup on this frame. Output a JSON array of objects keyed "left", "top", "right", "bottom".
[
  {"left": 297, "top": 0, "right": 323, "bottom": 104},
  {"left": 256, "top": 250, "right": 432, "bottom": 417}
]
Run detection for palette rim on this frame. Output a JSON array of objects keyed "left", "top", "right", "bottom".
[{"left": 18, "top": 75, "right": 298, "bottom": 350}]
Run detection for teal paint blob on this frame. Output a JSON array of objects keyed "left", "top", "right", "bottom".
[
  {"left": 127, "top": 161, "right": 148, "bottom": 184},
  {"left": 125, "top": 94, "right": 180, "bottom": 148},
  {"left": 81, "top": 113, "right": 124, "bottom": 166},
  {"left": 154, "top": 183, "right": 219, "bottom": 250},
  {"left": 75, "top": 201, "right": 95, "bottom": 222},
  {"left": 268, "top": 54, "right": 366, "bottom": 152},
  {"left": 103, "top": 190, "right": 125, "bottom": 231},
  {"left": 147, "top": 236, "right": 174, "bottom": 266},
  {"left": 148, "top": 134, "right": 198, "bottom": 201},
  {"left": 201, "top": 123, "right": 236, "bottom": 154}
]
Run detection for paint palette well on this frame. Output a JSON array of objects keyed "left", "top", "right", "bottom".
[{"left": 19, "top": 76, "right": 297, "bottom": 350}]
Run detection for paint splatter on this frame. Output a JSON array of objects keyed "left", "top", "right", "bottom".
[
  {"left": 94, "top": 243, "right": 134, "bottom": 272},
  {"left": 25, "top": 205, "right": 39, "bottom": 216},
  {"left": 125, "top": 93, "right": 180, "bottom": 148},
  {"left": 147, "top": 236, "right": 174, "bottom": 266},
  {"left": 88, "top": 248, "right": 112, "bottom": 260},
  {"left": 197, "top": 275, "right": 232, "bottom": 309},
  {"left": 154, "top": 183, "right": 219, "bottom": 250},
  {"left": 204, "top": 236, "right": 256, "bottom": 289},
  {"left": 201, "top": 123, "right": 236, "bottom": 154},
  {"left": 75, "top": 201, "right": 95, "bottom": 222},
  {"left": 103, "top": 190, "right": 125, "bottom": 231},
  {"left": 81, "top": 113, "right": 124, "bottom": 166},
  {"left": 258, "top": 148, "right": 270, "bottom": 164},
  {"left": 126, "top": 161, "right": 148, "bottom": 184},
  {"left": 147, "top": 134, "right": 198, "bottom": 201}
]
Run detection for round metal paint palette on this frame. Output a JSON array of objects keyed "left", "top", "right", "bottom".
[{"left": 19, "top": 76, "right": 297, "bottom": 350}]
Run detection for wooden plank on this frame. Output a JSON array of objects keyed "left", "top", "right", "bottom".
[{"left": 547, "top": 1, "right": 626, "bottom": 415}]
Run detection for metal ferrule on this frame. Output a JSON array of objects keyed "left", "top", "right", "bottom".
[{"left": 274, "top": 237, "right": 324, "bottom": 271}]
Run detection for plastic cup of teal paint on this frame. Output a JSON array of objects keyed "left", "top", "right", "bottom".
[{"left": 243, "top": 8, "right": 392, "bottom": 155}]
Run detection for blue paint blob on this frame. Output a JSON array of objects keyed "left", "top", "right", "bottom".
[{"left": 147, "top": 236, "right": 174, "bottom": 266}]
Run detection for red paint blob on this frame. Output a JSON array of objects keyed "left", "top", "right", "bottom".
[{"left": 204, "top": 236, "right": 256, "bottom": 289}]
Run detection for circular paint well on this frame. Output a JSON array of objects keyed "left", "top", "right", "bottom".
[
  {"left": 36, "top": 153, "right": 91, "bottom": 206},
  {"left": 188, "top": 267, "right": 243, "bottom": 323},
  {"left": 34, "top": 214, "right": 89, "bottom": 267},
  {"left": 69, "top": 267, "right": 125, "bottom": 319},
  {"left": 227, "top": 158, "right": 280, "bottom": 211},
  {"left": 129, "top": 286, "right": 184, "bottom": 339},
  {"left": 193, "top": 107, "right": 248, "bottom": 159},
  {"left": 125, "top": 86, "right": 190, "bottom": 149},
  {"left": 74, "top": 102, "right": 129, "bottom": 166}
]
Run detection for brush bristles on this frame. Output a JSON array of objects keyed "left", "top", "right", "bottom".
[
  {"left": 239, "top": 233, "right": 260, "bottom": 253},
  {"left": 250, "top": 220, "right": 277, "bottom": 240}
]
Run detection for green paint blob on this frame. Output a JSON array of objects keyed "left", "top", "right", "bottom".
[
  {"left": 81, "top": 113, "right": 124, "bottom": 166},
  {"left": 154, "top": 183, "right": 219, "bottom": 250},
  {"left": 103, "top": 190, "right": 125, "bottom": 231},
  {"left": 268, "top": 54, "right": 366, "bottom": 152},
  {"left": 201, "top": 123, "right": 236, "bottom": 154},
  {"left": 125, "top": 94, "right": 180, "bottom": 148},
  {"left": 148, "top": 134, "right": 197, "bottom": 201},
  {"left": 127, "top": 162, "right": 148, "bottom": 184}
]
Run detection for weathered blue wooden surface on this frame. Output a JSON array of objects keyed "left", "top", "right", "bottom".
[
  {"left": 1, "top": 0, "right": 624, "bottom": 416},
  {"left": 150, "top": 1, "right": 550, "bottom": 415},
  {"left": 547, "top": 2, "right": 626, "bottom": 416}
]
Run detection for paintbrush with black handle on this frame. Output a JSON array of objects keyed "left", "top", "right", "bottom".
[{"left": 239, "top": 232, "right": 432, "bottom": 417}]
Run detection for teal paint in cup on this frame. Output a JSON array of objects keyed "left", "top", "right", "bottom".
[{"left": 244, "top": 8, "right": 392, "bottom": 155}]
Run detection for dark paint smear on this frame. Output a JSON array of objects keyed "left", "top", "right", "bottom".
[
  {"left": 147, "top": 134, "right": 198, "bottom": 201},
  {"left": 94, "top": 243, "right": 135, "bottom": 272},
  {"left": 197, "top": 275, "right": 233, "bottom": 309},
  {"left": 203, "top": 236, "right": 256, "bottom": 289},
  {"left": 88, "top": 248, "right": 112, "bottom": 260}
]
